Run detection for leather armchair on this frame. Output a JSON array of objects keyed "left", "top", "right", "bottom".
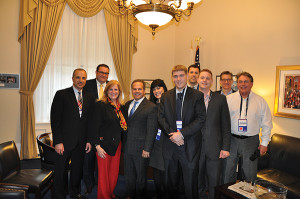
[
  {"left": 257, "top": 134, "right": 300, "bottom": 199},
  {"left": 0, "top": 141, "right": 54, "bottom": 199},
  {"left": 0, "top": 183, "right": 29, "bottom": 199}
]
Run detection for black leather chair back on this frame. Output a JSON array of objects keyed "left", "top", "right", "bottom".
[
  {"left": 36, "top": 133, "right": 56, "bottom": 170},
  {"left": 269, "top": 133, "right": 300, "bottom": 178},
  {"left": 0, "top": 141, "right": 20, "bottom": 181}
]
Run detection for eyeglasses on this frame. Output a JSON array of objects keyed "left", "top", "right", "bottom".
[
  {"left": 220, "top": 79, "right": 232, "bottom": 82},
  {"left": 238, "top": 80, "right": 250, "bottom": 84},
  {"left": 97, "top": 71, "right": 109, "bottom": 75}
]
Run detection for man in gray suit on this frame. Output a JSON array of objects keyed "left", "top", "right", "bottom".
[
  {"left": 198, "top": 69, "right": 231, "bottom": 199},
  {"left": 124, "top": 79, "right": 158, "bottom": 199}
]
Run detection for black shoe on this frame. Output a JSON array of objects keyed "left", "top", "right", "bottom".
[
  {"left": 70, "top": 193, "right": 88, "bottom": 199},
  {"left": 85, "top": 186, "right": 93, "bottom": 195}
]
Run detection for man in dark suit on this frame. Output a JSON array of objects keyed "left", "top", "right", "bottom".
[
  {"left": 158, "top": 65, "right": 206, "bottom": 199},
  {"left": 215, "top": 71, "right": 236, "bottom": 96},
  {"left": 82, "top": 64, "right": 110, "bottom": 194},
  {"left": 124, "top": 79, "right": 158, "bottom": 199},
  {"left": 188, "top": 64, "right": 200, "bottom": 90},
  {"left": 198, "top": 69, "right": 231, "bottom": 199},
  {"left": 51, "top": 68, "right": 94, "bottom": 199}
]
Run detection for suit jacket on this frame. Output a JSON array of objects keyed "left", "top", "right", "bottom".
[
  {"left": 50, "top": 86, "right": 94, "bottom": 150},
  {"left": 158, "top": 87, "right": 206, "bottom": 162},
  {"left": 84, "top": 78, "right": 98, "bottom": 101},
  {"left": 90, "top": 101, "right": 124, "bottom": 156},
  {"left": 124, "top": 98, "right": 158, "bottom": 156},
  {"left": 202, "top": 91, "right": 231, "bottom": 160}
]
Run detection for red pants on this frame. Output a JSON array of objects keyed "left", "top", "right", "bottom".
[{"left": 96, "top": 143, "right": 121, "bottom": 199}]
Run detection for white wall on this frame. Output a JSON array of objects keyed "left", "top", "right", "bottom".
[
  {"left": 132, "top": 0, "right": 300, "bottom": 138},
  {"left": 0, "top": 0, "right": 21, "bottom": 148}
]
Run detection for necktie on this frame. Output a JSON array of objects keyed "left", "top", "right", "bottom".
[
  {"left": 176, "top": 92, "right": 183, "bottom": 120},
  {"left": 129, "top": 101, "right": 139, "bottom": 119},
  {"left": 99, "top": 84, "right": 104, "bottom": 100},
  {"left": 77, "top": 91, "right": 83, "bottom": 117}
]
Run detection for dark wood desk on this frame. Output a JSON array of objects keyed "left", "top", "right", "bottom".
[{"left": 214, "top": 182, "right": 249, "bottom": 199}]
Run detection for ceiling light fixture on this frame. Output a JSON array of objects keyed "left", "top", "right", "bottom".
[{"left": 117, "top": 0, "right": 202, "bottom": 35}]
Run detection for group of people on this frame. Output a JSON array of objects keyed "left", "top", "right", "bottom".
[{"left": 50, "top": 63, "right": 273, "bottom": 199}]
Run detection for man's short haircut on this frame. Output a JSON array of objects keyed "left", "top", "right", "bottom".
[
  {"left": 72, "top": 68, "right": 86, "bottom": 77},
  {"left": 172, "top": 65, "right": 187, "bottom": 75},
  {"left": 96, "top": 64, "right": 110, "bottom": 71},
  {"left": 220, "top": 71, "right": 233, "bottom": 80},
  {"left": 200, "top": 69, "right": 213, "bottom": 78},
  {"left": 237, "top": 71, "right": 254, "bottom": 83},
  {"left": 188, "top": 64, "right": 200, "bottom": 73},
  {"left": 131, "top": 79, "right": 145, "bottom": 89}
]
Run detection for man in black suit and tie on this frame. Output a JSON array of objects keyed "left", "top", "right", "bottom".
[
  {"left": 198, "top": 69, "right": 231, "bottom": 199},
  {"left": 51, "top": 68, "right": 94, "bottom": 199},
  {"left": 158, "top": 65, "right": 206, "bottom": 199},
  {"left": 82, "top": 64, "right": 110, "bottom": 194},
  {"left": 124, "top": 79, "right": 158, "bottom": 199},
  {"left": 188, "top": 64, "right": 200, "bottom": 90},
  {"left": 215, "top": 71, "right": 236, "bottom": 96}
]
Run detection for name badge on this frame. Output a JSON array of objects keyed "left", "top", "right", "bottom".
[
  {"left": 238, "top": 119, "right": 247, "bottom": 132},
  {"left": 176, "top": 120, "right": 182, "bottom": 131},
  {"left": 156, "top": 129, "right": 162, "bottom": 141}
]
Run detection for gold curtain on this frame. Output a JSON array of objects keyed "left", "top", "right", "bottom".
[
  {"left": 18, "top": 0, "right": 66, "bottom": 159},
  {"left": 18, "top": 0, "right": 137, "bottom": 159}
]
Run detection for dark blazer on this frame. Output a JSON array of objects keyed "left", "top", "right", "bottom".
[
  {"left": 84, "top": 78, "right": 98, "bottom": 101},
  {"left": 124, "top": 98, "right": 158, "bottom": 156},
  {"left": 50, "top": 86, "right": 94, "bottom": 150},
  {"left": 158, "top": 87, "right": 206, "bottom": 162},
  {"left": 215, "top": 89, "right": 236, "bottom": 94},
  {"left": 90, "top": 101, "right": 124, "bottom": 156},
  {"left": 202, "top": 92, "right": 231, "bottom": 160}
]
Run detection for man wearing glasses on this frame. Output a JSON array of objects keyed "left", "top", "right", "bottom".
[
  {"left": 216, "top": 71, "right": 236, "bottom": 96},
  {"left": 224, "top": 72, "right": 272, "bottom": 184},
  {"left": 83, "top": 64, "right": 110, "bottom": 195}
]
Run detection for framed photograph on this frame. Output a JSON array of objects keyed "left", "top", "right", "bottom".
[
  {"left": 141, "top": 79, "right": 154, "bottom": 98},
  {"left": 215, "top": 75, "right": 237, "bottom": 92},
  {"left": 274, "top": 65, "right": 300, "bottom": 120},
  {"left": 0, "top": 73, "right": 20, "bottom": 89}
]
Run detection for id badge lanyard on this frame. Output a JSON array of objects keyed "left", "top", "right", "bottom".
[{"left": 238, "top": 96, "right": 248, "bottom": 132}]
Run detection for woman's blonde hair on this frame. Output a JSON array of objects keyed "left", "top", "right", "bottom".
[{"left": 99, "top": 80, "right": 124, "bottom": 105}]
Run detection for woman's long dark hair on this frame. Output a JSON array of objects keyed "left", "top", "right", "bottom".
[{"left": 149, "top": 79, "right": 168, "bottom": 103}]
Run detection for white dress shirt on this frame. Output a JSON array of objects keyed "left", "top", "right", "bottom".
[
  {"left": 128, "top": 97, "right": 145, "bottom": 117},
  {"left": 226, "top": 91, "right": 273, "bottom": 146},
  {"left": 96, "top": 79, "right": 106, "bottom": 99}
]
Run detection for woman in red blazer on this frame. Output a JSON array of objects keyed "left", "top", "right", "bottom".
[{"left": 91, "top": 80, "right": 127, "bottom": 199}]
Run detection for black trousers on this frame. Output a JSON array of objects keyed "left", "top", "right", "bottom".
[
  {"left": 124, "top": 153, "right": 149, "bottom": 199},
  {"left": 164, "top": 146, "right": 200, "bottom": 199},
  {"left": 54, "top": 144, "right": 84, "bottom": 199},
  {"left": 83, "top": 148, "right": 97, "bottom": 189}
]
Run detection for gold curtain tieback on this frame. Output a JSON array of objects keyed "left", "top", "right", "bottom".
[{"left": 19, "top": 90, "right": 34, "bottom": 96}]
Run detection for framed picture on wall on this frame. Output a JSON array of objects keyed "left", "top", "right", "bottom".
[
  {"left": 274, "top": 65, "right": 300, "bottom": 120},
  {"left": 215, "top": 75, "right": 237, "bottom": 92},
  {"left": 141, "top": 79, "right": 154, "bottom": 98}
]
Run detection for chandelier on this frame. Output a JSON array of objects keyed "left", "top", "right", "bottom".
[{"left": 117, "top": 0, "right": 202, "bottom": 35}]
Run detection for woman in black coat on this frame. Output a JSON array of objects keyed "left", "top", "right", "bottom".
[
  {"left": 149, "top": 79, "right": 167, "bottom": 199},
  {"left": 91, "top": 80, "right": 127, "bottom": 199}
]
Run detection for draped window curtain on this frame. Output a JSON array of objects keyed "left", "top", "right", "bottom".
[
  {"left": 34, "top": 5, "right": 118, "bottom": 123},
  {"left": 18, "top": 0, "right": 138, "bottom": 159}
]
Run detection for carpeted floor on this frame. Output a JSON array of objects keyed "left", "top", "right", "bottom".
[{"left": 21, "top": 158, "right": 156, "bottom": 199}]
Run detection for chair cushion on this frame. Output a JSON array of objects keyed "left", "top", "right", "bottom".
[
  {"left": 0, "top": 188, "right": 26, "bottom": 199},
  {"left": 1, "top": 169, "right": 53, "bottom": 192}
]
